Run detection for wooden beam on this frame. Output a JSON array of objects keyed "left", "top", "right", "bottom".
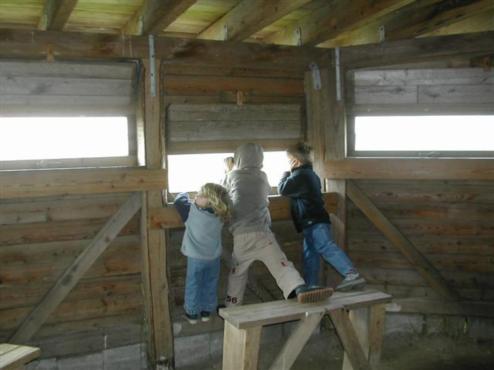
[
  {"left": 0, "top": 168, "right": 166, "bottom": 199},
  {"left": 198, "top": 0, "right": 310, "bottom": 41},
  {"left": 38, "top": 0, "right": 78, "bottom": 31},
  {"left": 0, "top": 344, "right": 40, "bottom": 370},
  {"left": 423, "top": 7, "right": 494, "bottom": 37},
  {"left": 222, "top": 322, "right": 262, "bottom": 370},
  {"left": 324, "top": 159, "right": 494, "bottom": 180},
  {"left": 269, "top": 312, "right": 324, "bottom": 370},
  {"left": 150, "top": 193, "right": 338, "bottom": 229},
  {"left": 346, "top": 181, "right": 460, "bottom": 301},
  {"left": 0, "top": 28, "right": 329, "bottom": 70},
  {"left": 264, "top": 0, "right": 414, "bottom": 46},
  {"left": 9, "top": 193, "right": 142, "bottom": 343},
  {"left": 140, "top": 58, "right": 174, "bottom": 368},
  {"left": 385, "top": 0, "right": 494, "bottom": 41},
  {"left": 340, "top": 30, "right": 494, "bottom": 68},
  {"left": 329, "top": 308, "right": 372, "bottom": 370},
  {"left": 125, "top": 0, "right": 198, "bottom": 35}
]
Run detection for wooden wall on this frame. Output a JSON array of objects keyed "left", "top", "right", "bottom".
[
  {"left": 0, "top": 193, "right": 144, "bottom": 358},
  {"left": 343, "top": 66, "right": 494, "bottom": 316}
]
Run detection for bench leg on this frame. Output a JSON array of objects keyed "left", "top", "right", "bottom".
[
  {"left": 368, "top": 303, "right": 386, "bottom": 367},
  {"left": 269, "top": 312, "right": 324, "bottom": 370},
  {"left": 330, "top": 308, "right": 372, "bottom": 370},
  {"left": 222, "top": 321, "right": 262, "bottom": 370}
]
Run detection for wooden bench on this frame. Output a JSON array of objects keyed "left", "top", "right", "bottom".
[
  {"left": 0, "top": 344, "right": 40, "bottom": 370},
  {"left": 219, "top": 289, "right": 392, "bottom": 370}
]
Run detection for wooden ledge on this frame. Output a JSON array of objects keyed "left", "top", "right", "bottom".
[
  {"left": 219, "top": 289, "right": 392, "bottom": 329},
  {"left": 0, "top": 343, "right": 40, "bottom": 370}
]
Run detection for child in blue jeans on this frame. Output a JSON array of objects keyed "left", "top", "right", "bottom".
[
  {"left": 278, "top": 143, "right": 365, "bottom": 291},
  {"left": 174, "top": 183, "right": 232, "bottom": 324}
]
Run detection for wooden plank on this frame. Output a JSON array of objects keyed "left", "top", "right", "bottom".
[
  {"left": 351, "top": 103, "right": 494, "bottom": 115},
  {"left": 384, "top": 0, "right": 494, "bottom": 41},
  {"left": 38, "top": 0, "right": 78, "bottom": 31},
  {"left": 0, "top": 344, "right": 40, "bottom": 370},
  {"left": 368, "top": 304, "right": 386, "bottom": 367},
  {"left": 0, "top": 28, "right": 329, "bottom": 70},
  {"left": 265, "top": 0, "right": 414, "bottom": 46},
  {"left": 341, "top": 31, "right": 494, "bottom": 69},
  {"left": 150, "top": 193, "right": 338, "bottom": 229},
  {"left": 269, "top": 312, "right": 324, "bottom": 370},
  {"left": 125, "top": 0, "right": 197, "bottom": 35},
  {"left": 329, "top": 308, "right": 372, "bottom": 370},
  {"left": 141, "top": 58, "right": 174, "bottom": 368},
  {"left": 9, "top": 193, "right": 142, "bottom": 343},
  {"left": 346, "top": 181, "right": 459, "bottom": 301},
  {"left": 198, "top": 0, "right": 310, "bottom": 41},
  {"left": 394, "top": 298, "right": 494, "bottom": 318},
  {"left": 222, "top": 322, "right": 262, "bottom": 370},
  {"left": 342, "top": 307, "right": 369, "bottom": 370},
  {"left": 354, "top": 85, "right": 418, "bottom": 105},
  {"left": 167, "top": 138, "right": 301, "bottom": 154},
  {"left": 219, "top": 290, "right": 392, "bottom": 329},
  {"left": 0, "top": 168, "right": 166, "bottom": 199},
  {"left": 418, "top": 84, "right": 494, "bottom": 104},
  {"left": 324, "top": 159, "right": 494, "bottom": 180}
]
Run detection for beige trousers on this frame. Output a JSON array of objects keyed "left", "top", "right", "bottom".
[{"left": 225, "top": 231, "right": 305, "bottom": 306}]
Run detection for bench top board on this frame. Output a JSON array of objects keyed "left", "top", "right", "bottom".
[
  {"left": 0, "top": 343, "right": 40, "bottom": 370},
  {"left": 219, "top": 289, "right": 392, "bottom": 329}
]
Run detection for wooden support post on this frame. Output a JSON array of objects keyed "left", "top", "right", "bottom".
[
  {"left": 368, "top": 304, "right": 386, "bottom": 367},
  {"left": 140, "top": 58, "right": 174, "bottom": 368},
  {"left": 342, "top": 308, "right": 369, "bottom": 370},
  {"left": 222, "top": 322, "right": 262, "bottom": 370},
  {"left": 329, "top": 308, "right": 372, "bottom": 370},
  {"left": 10, "top": 193, "right": 142, "bottom": 343},
  {"left": 347, "top": 181, "right": 460, "bottom": 301},
  {"left": 269, "top": 312, "right": 324, "bottom": 370}
]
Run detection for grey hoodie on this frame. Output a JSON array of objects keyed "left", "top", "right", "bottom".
[{"left": 224, "top": 143, "right": 271, "bottom": 235}]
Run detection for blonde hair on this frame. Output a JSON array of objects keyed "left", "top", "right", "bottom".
[
  {"left": 198, "top": 183, "right": 232, "bottom": 222},
  {"left": 287, "top": 142, "right": 313, "bottom": 164}
]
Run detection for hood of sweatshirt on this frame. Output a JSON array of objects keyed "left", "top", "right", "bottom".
[{"left": 234, "top": 143, "right": 264, "bottom": 170}]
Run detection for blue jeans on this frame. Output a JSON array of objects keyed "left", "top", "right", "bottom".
[
  {"left": 184, "top": 256, "right": 221, "bottom": 315},
  {"left": 302, "top": 223, "right": 355, "bottom": 286}
]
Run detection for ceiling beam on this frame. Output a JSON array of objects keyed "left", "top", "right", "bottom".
[
  {"left": 385, "top": 0, "right": 494, "bottom": 41},
  {"left": 264, "top": 0, "right": 414, "bottom": 46},
  {"left": 198, "top": 0, "right": 311, "bottom": 41},
  {"left": 124, "top": 0, "right": 197, "bottom": 35},
  {"left": 423, "top": 7, "right": 494, "bottom": 37},
  {"left": 37, "top": 0, "right": 78, "bottom": 31}
]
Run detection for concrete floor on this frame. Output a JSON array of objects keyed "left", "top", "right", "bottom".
[{"left": 178, "top": 329, "right": 494, "bottom": 370}]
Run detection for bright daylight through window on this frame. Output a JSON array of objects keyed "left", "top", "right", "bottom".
[
  {"left": 168, "top": 151, "right": 289, "bottom": 193},
  {"left": 0, "top": 116, "right": 129, "bottom": 161},
  {"left": 355, "top": 116, "right": 494, "bottom": 152}
]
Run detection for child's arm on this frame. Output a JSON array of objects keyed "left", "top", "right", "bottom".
[
  {"left": 278, "top": 172, "right": 304, "bottom": 197},
  {"left": 173, "top": 192, "right": 192, "bottom": 222}
]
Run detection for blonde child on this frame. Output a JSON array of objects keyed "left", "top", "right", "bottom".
[{"left": 174, "top": 183, "right": 232, "bottom": 324}]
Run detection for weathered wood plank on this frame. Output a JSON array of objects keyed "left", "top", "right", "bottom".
[
  {"left": 418, "top": 84, "right": 494, "bottom": 104},
  {"left": 269, "top": 312, "right": 324, "bottom": 370},
  {"left": 347, "top": 181, "right": 460, "bottom": 301},
  {"left": 0, "top": 343, "right": 40, "bottom": 370},
  {"left": 354, "top": 85, "right": 418, "bottom": 105},
  {"left": 41, "top": 0, "right": 78, "bottom": 31},
  {"left": 222, "top": 322, "right": 262, "bottom": 370},
  {"left": 0, "top": 168, "right": 166, "bottom": 199},
  {"left": 198, "top": 0, "right": 310, "bottom": 41},
  {"left": 9, "top": 193, "right": 142, "bottom": 343},
  {"left": 324, "top": 159, "right": 494, "bottom": 180}
]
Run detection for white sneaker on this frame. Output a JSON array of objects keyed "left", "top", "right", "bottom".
[{"left": 336, "top": 273, "right": 366, "bottom": 292}]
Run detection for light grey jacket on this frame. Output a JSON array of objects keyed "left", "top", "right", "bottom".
[{"left": 224, "top": 143, "right": 271, "bottom": 235}]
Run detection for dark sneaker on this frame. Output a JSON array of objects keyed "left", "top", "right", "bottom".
[
  {"left": 335, "top": 273, "right": 366, "bottom": 292},
  {"left": 295, "top": 285, "right": 334, "bottom": 303},
  {"left": 185, "top": 312, "right": 199, "bottom": 324},
  {"left": 200, "top": 311, "right": 211, "bottom": 322}
]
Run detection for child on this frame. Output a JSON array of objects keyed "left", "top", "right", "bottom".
[
  {"left": 223, "top": 143, "right": 333, "bottom": 306},
  {"left": 278, "top": 142, "right": 366, "bottom": 291},
  {"left": 174, "top": 183, "right": 232, "bottom": 324}
]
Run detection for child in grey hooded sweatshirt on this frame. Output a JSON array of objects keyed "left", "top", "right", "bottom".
[{"left": 224, "top": 143, "right": 332, "bottom": 305}]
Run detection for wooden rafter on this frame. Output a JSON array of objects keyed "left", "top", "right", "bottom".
[
  {"left": 124, "top": 0, "right": 197, "bottom": 35},
  {"left": 346, "top": 181, "right": 460, "bottom": 301},
  {"left": 264, "top": 0, "right": 414, "bottom": 46},
  {"left": 383, "top": 0, "right": 494, "bottom": 41},
  {"left": 10, "top": 193, "right": 142, "bottom": 343},
  {"left": 198, "top": 0, "right": 311, "bottom": 41},
  {"left": 38, "top": 0, "right": 78, "bottom": 31}
]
